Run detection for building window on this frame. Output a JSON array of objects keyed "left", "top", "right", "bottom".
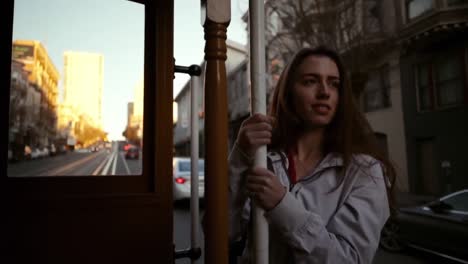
[
  {"left": 364, "top": 66, "right": 391, "bottom": 112},
  {"left": 436, "top": 57, "right": 464, "bottom": 107},
  {"left": 416, "top": 64, "right": 433, "bottom": 111},
  {"left": 415, "top": 53, "right": 465, "bottom": 112},
  {"left": 406, "top": 0, "right": 434, "bottom": 20}
]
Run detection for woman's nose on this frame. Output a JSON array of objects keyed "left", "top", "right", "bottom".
[{"left": 317, "top": 81, "right": 330, "bottom": 98}]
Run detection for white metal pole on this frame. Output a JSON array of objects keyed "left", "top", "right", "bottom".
[
  {"left": 190, "top": 75, "right": 200, "bottom": 264},
  {"left": 249, "top": 0, "right": 269, "bottom": 263}
]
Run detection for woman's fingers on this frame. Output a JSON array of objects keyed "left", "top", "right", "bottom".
[
  {"left": 243, "top": 122, "right": 273, "bottom": 132},
  {"left": 244, "top": 113, "right": 275, "bottom": 125},
  {"left": 246, "top": 182, "right": 266, "bottom": 194},
  {"left": 236, "top": 114, "right": 275, "bottom": 158}
]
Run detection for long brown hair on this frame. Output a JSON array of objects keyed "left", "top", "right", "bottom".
[{"left": 268, "top": 46, "right": 396, "bottom": 211}]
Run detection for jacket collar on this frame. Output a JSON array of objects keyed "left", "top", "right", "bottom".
[{"left": 277, "top": 151, "right": 343, "bottom": 171}]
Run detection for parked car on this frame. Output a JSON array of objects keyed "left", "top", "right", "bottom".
[
  {"left": 30, "top": 148, "right": 42, "bottom": 159},
  {"left": 380, "top": 189, "right": 468, "bottom": 263},
  {"left": 173, "top": 157, "right": 204, "bottom": 201},
  {"left": 49, "top": 144, "right": 56, "bottom": 156},
  {"left": 125, "top": 147, "right": 139, "bottom": 159},
  {"left": 41, "top": 147, "right": 50, "bottom": 157}
]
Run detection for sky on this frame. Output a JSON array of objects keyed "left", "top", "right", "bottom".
[{"left": 13, "top": 0, "right": 248, "bottom": 141}]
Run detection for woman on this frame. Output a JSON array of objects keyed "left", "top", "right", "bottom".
[{"left": 229, "top": 46, "right": 395, "bottom": 264}]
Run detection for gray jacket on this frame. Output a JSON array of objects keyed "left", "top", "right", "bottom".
[{"left": 229, "top": 143, "right": 390, "bottom": 264}]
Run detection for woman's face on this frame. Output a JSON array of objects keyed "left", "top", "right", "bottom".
[{"left": 291, "top": 55, "right": 340, "bottom": 128}]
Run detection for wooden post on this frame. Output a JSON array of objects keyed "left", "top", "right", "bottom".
[{"left": 202, "top": 1, "right": 230, "bottom": 263}]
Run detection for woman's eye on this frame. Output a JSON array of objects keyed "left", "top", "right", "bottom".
[
  {"left": 330, "top": 81, "right": 340, "bottom": 89},
  {"left": 303, "top": 79, "right": 317, "bottom": 85}
]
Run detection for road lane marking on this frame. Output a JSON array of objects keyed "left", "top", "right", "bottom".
[
  {"left": 92, "top": 154, "right": 109, "bottom": 175},
  {"left": 120, "top": 152, "right": 131, "bottom": 174},
  {"left": 40, "top": 152, "right": 101, "bottom": 176},
  {"left": 111, "top": 151, "right": 118, "bottom": 175},
  {"left": 101, "top": 151, "right": 116, "bottom": 175}
]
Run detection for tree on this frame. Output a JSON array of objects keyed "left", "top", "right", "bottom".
[
  {"left": 122, "top": 125, "right": 141, "bottom": 146},
  {"left": 264, "top": 0, "right": 396, "bottom": 95}
]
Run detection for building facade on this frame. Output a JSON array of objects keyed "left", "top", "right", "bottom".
[
  {"left": 59, "top": 51, "right": 104, "bottom": 147},
  {"left": 173, "top": 40, "right": 248, "bottom": 156},
  {"left": 11, "top": 40, "right": 59, "bottom": 152},
  {"left": 62, "top": 51, "right": 104, "bottom": 130},
  {"left": 398, "top": 0, "right": 468, "bottom": 195}
]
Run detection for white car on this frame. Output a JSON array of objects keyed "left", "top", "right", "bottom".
[
  {"left": 30, "top": 148, "right": 42, "bottom": 159},
  {"left": 173, "top": 157, "right": 205, "bottom": 201},
  {"left": 41, "top": 147, "right": 50, "bottom": 157}
]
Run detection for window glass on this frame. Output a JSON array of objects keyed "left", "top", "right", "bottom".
[
  {"left": 8, "top": 0, "right": 144, "bottom": 177},
  {"left": 436, "top": 57, "right": 464, "bottom": 107},
  {"left": 407, "top": 0, "right": 434, "bottom": 19},
  {"left": 417, "top": 64, "right": 432, "bottom": 111},
  {"left": 364, "top": 66, "right": 391, "bottom": 112},
  {"left": 178, "top": 160, "right": 204, "bottom": 172},
  {"left": 443, "top": 192, "right": 468, "bottom": 212}
]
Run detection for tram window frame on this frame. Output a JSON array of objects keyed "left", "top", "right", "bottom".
[{"left": 1, "top": 0, "right": 173, "bottom": 196}]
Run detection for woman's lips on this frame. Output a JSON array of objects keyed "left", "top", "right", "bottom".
[{"left": 311, "top": 104, "right": 330, "bottom": 114}]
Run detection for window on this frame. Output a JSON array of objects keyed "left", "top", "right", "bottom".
[
  {"left": 415, "top": 53, "right": 465, "bottom": 111},
  {"left": 416, "top": 64, "right": 433, "bottom": 111},
  {"left": 406, "top": 0, "right": 434, "bottom": 20},
  {"left": 442, "top": 191, "right": 468, "bottom": 212},
  {"left": 436, "top": 57, "right": 464, "bottom": 107},
  {"left": 8, "top": 0, "right": 144, "bottom": 177},
  {"left": 178, "top": 160, "right": 204, "bottom": 172},
  {"left": 363, "top": 66, "right": 391, "bottom": 112}
]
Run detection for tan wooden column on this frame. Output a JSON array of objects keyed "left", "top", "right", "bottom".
[{"left": 202, "top": 1, "right": 230, "bottom": 263}]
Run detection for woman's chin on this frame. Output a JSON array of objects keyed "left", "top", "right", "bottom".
[{"left": 302, "top": 118, "right": 332, "bottom": 129}]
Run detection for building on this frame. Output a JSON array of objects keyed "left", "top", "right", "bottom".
[
  {"left": 11, "top": 40, "right": 60, "bottom": 149},
  {"left": 398, "top": 0, "right": 468, "bottom": 195},
  {"left": 173, "top": 40, "right": 248, "bottom": 156},
  {"left": 62, "top": 51, "right": 104, "bottom": 130},
  {"left": 123, "top": 80, "right": 144, "bottom": 146},
  {"left": 127, "top": 102, "right": 134, "bottom": 128}
]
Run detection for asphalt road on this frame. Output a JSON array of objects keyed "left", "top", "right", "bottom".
[{"left": 7, "top": 146, "right": 142, "bottom": 177}]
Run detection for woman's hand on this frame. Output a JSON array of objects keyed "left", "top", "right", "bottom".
[
  {"left": 246, "top": 166, "right": 286, "bottom": 211},
  {"left": 237, "top": 113, "right": 275, "bottom": 158}
]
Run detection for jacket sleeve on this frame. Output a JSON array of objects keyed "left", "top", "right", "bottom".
[
  {"left": 264, "top": 162, "right": 390, "bottom": 264},
  {"left": 228, "top": 142, "right": 253, "bottom": 242}
]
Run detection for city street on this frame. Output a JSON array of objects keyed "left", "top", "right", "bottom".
[
  {"left": 173, "top": 203, "right": 452, "bottom": 264},
  {"left": 7, "top": 144, "right": 142, "bottom": 177}
]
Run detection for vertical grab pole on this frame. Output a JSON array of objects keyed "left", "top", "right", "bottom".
[
  {"left": 190, "top": 74, "right": 200, "bottom": 264},
  {"left": 174, "top": 64, "right": 202, "bottom": 262},
  {"left": 249, "top": 0, "right": 269, "bottom": 263}
]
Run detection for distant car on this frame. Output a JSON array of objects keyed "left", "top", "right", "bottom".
[
  {"left": 380, "top": 189, "right": 468, "bottom": 263},
  {"left": 125, "top": 147, "right": 139, "bottom": 159},
  {"left": 173, "top": 157, "right": 204, "bottom": 201},
  {"left": 41, "top": 147, "right": 50, "bottom": 157},
  {"left": 30, "top": 148, "right": 42, "bottom": 159},
  {"left": 49, "top": 144, "right": 56, "bottom": 156},
  {"left": 123, "top": 143, "right": 134, "bottom": 151}
]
